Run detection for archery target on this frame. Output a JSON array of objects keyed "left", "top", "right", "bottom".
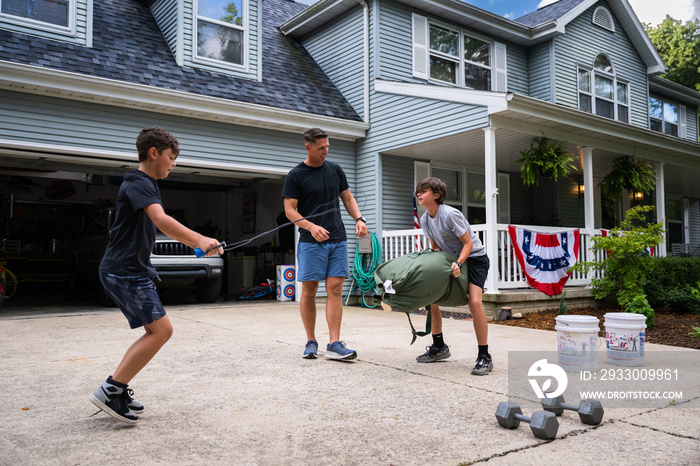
[{"left": 276, "top": 265, "right": 295, "bottom": 301}]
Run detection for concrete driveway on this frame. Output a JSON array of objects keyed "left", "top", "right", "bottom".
[{"left": 1, "top": 298, "right": 698, "bottom": 465}]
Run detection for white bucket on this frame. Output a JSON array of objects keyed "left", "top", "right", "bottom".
[
  {"left": 555, "top": 315, "right": 600, "bottom": 373},
  {"left": 604, "top": 312, "right": 646, "bottom": 366}
]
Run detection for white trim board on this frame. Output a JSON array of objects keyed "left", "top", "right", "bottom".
[{"left": 374, "top": 79, "right": 512, "bottom": 113}]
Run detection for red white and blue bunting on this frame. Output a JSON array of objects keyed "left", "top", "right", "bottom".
[{"left": 508, "top": 225, "right": 580, "bottom": 296}]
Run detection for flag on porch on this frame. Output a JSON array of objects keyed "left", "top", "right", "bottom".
[
  {"left": 601, "top": 229, "right": 654, "bottom": 256},
  {"left": 413, "top": 196, "right": 423, "bottom": 251},
  {"left": 508, "top": 225, "right": 580, "bottom": 296}
]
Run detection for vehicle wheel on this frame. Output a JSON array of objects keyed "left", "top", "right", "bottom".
[
  {"left": 99, "top": 284, "right": 116, "bottom": 307},
  {"left": 195, "top": 277, "right": 222, "bottom": 303}
]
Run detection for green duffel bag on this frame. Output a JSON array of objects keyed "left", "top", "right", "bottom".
[{"left": 374, "top": 249, "right": 468, "bottom": 343}]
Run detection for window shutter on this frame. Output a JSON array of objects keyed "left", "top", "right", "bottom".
[
  {"left": 679, "top": 105, "right": 687, "bottom": 139},
  {"left": 412, "top": 14, "right": 429, "bottom": 80},
  {"left": 493, "top": 41, "right": 507, "bottom": 92},
  {"left": 497, "top": 172, "right": 510, "bottom": 223},
  {"left": 414, "top": 161, "right": 430, "bottom": 220}
]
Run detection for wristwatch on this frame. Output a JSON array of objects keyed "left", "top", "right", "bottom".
[
  {"left": 356, "top": 216, "right": 366, "bottom": 223},
  {"left": 454, "top": 261, "right": 463, "bottom": 269}
]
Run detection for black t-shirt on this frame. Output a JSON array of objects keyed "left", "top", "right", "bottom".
[
  {"left": 100, "top": 170, "right": 161, "bottom": 277},
  {"left": 282, "top": 161, "right": 349, "bottom": 244}
]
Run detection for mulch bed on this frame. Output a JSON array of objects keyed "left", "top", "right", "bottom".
[{"left": 490, "top": 308, "right": 700, "bottom": 350}]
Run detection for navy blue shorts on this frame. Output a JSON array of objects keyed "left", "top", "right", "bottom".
[
  {"left": 297, "top": 241, "right": 349, "bottom": 281},
  {"left": 100, "top": 272, "right": 166, "bottom": 329},
  {"left": 467, "top": 255, "right": 490, "bottom": 290}
]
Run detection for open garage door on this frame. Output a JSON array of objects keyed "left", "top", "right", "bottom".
[{"left": 0, "top": 143, "right": 290, "bottom": 305}]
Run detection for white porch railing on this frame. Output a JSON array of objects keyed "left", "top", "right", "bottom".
[{"left": 381, "top": 225, "right": 607, "bottom": 292}]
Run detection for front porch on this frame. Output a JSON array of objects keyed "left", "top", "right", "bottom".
[{"left": 381, "top": 226, "right": 601, "bottom": 318}]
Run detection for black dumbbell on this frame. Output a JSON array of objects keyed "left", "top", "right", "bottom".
[
  {"left": 495, "top": 402, "right": 559, "bottom": 440},
  {"left": 541, "top": 395, "right": 604, "bottom": 425}
]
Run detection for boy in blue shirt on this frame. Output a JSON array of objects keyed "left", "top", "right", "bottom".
[
  {"left": 415, "top": 177, "right": 493, "bottom": 375},
  {"left": 90, "top": 127, "right": 223, "bottom": 423}
]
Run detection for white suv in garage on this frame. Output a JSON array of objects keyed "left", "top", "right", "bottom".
[{"left": 68, "top": 207, "right": 223, "bottom": 304}]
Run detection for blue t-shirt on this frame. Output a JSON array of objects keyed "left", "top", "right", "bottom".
[
  {"left": 282, "top": 161, "right": 349, "bottom": 244},
  {"left": 99, "top": 170, "right": 161, "bottom": 277}
]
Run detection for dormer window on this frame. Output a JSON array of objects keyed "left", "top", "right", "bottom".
[
  {"left": 1, "top": 0, "right": 71, "bottom": 30},
  {"left": 578, "top": 54, "right": 629, "bottom": 123},
  {"left": 196, "top": 0, "right": 246, "bottom": 67}
]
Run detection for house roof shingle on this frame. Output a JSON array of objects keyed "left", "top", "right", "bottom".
[
  {"left": 0, "top": 0, "right": 361, "bottom": 122},
  {"left": 514, "top": 0, "right": 588, "bottom": 27}
]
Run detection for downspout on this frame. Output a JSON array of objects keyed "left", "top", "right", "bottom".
[{"left": 357, "top": 0, "right": 370, "bottom": 124}]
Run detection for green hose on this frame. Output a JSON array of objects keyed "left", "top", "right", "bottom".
[{"left": 346, "top": 232, "right": 382, "bottom": 308}]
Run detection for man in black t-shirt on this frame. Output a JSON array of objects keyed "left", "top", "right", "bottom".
[{"left": 283, "top": 128, "right": 368, "bottom": 361}]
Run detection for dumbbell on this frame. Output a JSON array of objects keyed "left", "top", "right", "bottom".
[
  {"left": 541, "top": 395, "right": 604, "bottom": 425},
  {"left": 495, "top": 402, "right": 559, "bottom": 440}
]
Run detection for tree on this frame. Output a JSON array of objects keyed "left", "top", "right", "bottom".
[{"left": 645, "top": 16, "right": 700, "bottom": 92}]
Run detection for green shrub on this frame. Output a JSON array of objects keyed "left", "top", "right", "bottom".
[
  {"left": 573, "top": 206, "right": 664, "bottom": 326},
  {"left": 626, "top": 294, "right": 655, "bottom": 327},
  {"left": 655, "top": 286, "right": 700, "bottom": 313},
  {"left": 644, "top": 259, "right": 700, "bottom": 311}
]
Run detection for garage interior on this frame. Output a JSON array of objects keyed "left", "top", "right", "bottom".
[{"left": 0, "top": 150, "right": 295, "bottom": 304}]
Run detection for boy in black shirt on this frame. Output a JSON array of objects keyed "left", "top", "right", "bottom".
[{"left": 90, "top": 127, "right": 222, "bottom": 424}]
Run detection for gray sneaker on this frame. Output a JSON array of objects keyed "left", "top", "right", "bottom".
[
  {"left": 416, "top": 344, "right": 451, "bottom": 363},
  {"left": 471, "top": 354, "right": 494, "bottom": 375},
  {"left": 89, "top": 380, "right": 139, "bottom": 424}
]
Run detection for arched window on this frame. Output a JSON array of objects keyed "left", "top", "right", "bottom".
[{"left": 577, "top": 54, "right": 629, "bottom": 123}]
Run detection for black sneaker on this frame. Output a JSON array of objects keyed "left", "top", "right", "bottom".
[
  {"left": 471, "top": 354, "right": 494, "bottom": 375},
  {"left": 416, "top": 344, "right": 451, "bottom": 363},
  {"left": 89, "top": 380, "right": 139, "bottom": 424}
]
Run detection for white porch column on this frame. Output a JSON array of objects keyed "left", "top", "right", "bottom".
[
  {"left": 483, "top": 126, "right": 500, "bottom": 293},
  {"left": 582, "top": 147, "right": 595, "bottom": 231},
  {"left": 655, "top": 162, "right": 667, "bottom": 257}
]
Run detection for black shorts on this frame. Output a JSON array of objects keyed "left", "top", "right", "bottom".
[{"left": 467, "top": 254, "right": 490, "bottom": 290}]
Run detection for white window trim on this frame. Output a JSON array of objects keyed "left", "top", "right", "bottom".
[
  {"left": 0, "top": 0, "right": 76, "bottom": 35},
  {"left": 193, "top": 0, "right": 249, "bottom": 72},
  {"left": 577, "top": 61, "right": 629, "bottom": 124},
  {"left": 427, "top": 19, "right": 494, "bottom": 91}
]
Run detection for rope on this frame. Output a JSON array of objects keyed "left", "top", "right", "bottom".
[{"left": 346, "top": 232, "right": 382, "bottom": 308}]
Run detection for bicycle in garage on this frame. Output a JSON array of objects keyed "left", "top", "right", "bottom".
[{"left": 0, "top": 259, "right": 18, "bottom": 307}]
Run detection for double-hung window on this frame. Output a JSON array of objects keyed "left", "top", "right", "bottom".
[
  {"left": 196, "top": 0, "right": 246, "bottom": 67},
  {"left": 1, "top": 0, "right": 71, "bottom": 30},
  {"left": 577, "top": 54, "right": 629, "bottom": 123},
  {"left": 429, "top": 23, "right": 492, "bottom": 90},
  {"left": 649, "top": 97, "right": 679, "bottom": 137}
]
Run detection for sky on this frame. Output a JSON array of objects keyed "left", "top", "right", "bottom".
[{"left": 293, "top": 0, "right": 699, "bottom": 26}]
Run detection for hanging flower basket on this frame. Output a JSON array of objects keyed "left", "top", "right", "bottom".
[
  {"left": 514, "top": 134, "right": 577, "bottom": 187},
  {"left": 599, "top": 155, "right": 655, "bottom": 199}
]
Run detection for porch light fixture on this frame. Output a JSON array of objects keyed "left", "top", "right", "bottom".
[
  {"left": 634, "top": 191, "right": 644, "bottom": 201},
  {"left": 578, "top": 183, "right": 585, "bottom": 199}
]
